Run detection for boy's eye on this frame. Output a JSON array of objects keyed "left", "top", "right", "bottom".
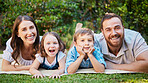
[{"left": 88, "top": 40, "right": 92, "bottom": 42}]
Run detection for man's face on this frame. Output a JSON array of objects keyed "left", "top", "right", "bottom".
[{"left": 101, "top": 17, "right": 124, "bottom": 48}]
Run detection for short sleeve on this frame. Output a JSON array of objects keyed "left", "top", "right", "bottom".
[
  {"left": 93, "top": 47, "right": 106, "bottom": 67},
  {"left": 35, "top": 54, "right": 43, "bottom": 63},
  {"left": 65, "top": 46, "right": 77, "bottom": 74},
  {"left": 2, "top": 38, "right": 14, "bottom": 62},
  {"left": 57, "top": 51, "right": 66, "bottom": 62},
  {"left": 134, "top": 33, "right": 148, "bottom": 58}
]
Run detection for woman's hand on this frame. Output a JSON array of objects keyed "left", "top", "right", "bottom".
[
  {"left": 49, "top": 73, "right": 60, "bottom": 79},
  {"left": 32, "top": 73, "right": 45, "bottom": 78}
]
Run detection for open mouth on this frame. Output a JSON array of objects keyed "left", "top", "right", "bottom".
[
  {"left": 83, "top": 47, "right": 90, "bottom": 50},
  {"left": 49, "top": 50, "right": 55, "bottom": 52}
]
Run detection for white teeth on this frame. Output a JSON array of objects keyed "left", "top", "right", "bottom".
[
  {"left": 27, "top": 35, "right": 34, "bottom": 39},
  {"left": 111, "top": 37, "right": 118, "bottom": 40}
]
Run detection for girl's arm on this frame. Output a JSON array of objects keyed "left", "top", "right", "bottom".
[
  {"left": 2, "top": 59, "right": 31, "bottom": 71},
  {"left": 49, "top": 56, "right": 66, "bottom": 79},
  {"left": 29, "top": 59, "right": 44, "bottom": 78}
]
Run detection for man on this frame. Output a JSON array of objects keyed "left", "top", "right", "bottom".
[{"left": 94, "top": 13, "right": 148, "bottom": 73}]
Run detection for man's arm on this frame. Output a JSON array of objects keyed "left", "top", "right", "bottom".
[{"left": 106, "top": 50, "right": 148, "bottom": 73}]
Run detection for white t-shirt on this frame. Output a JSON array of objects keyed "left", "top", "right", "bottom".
[{"left": 35, "top": 51, "right": 65, "bottom": 67}]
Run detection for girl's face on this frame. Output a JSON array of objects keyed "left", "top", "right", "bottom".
[
  {"left": 17, "top": 20, "right": 37, "bottom": 46},
  {"left": 44, "top": 34, "right": 59, "bottom": 57}
]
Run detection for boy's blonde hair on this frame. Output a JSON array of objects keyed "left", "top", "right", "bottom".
[{"left": 74, "top": 28, "right": 94, "bottom": 42}]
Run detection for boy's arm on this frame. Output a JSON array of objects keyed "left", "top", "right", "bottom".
[
  {"left": 87, "top": 47, "right": 105, "bottom": 72},
  {"left": 67, "top": 55, "right": 85, "bottom": 74},
  {"left": 88, "top": 54, "right": 105, "bottom": 72}
]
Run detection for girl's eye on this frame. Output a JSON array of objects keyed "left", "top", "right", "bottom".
[
  {"left": 81, "top": 40, "right": 84, "bottom": 42},
  {"left": 54, "top": 42, "right": 57, "bottom": 44}
]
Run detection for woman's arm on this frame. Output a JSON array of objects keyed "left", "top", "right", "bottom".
[{"left": 2, "top": 59, "right": 31, "bottom": 71}]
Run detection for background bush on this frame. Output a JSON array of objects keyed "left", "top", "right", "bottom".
[{"left": 0, "top": 0, "right": 148, "bottom": 49}]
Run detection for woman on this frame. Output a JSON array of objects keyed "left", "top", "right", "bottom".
[{"left": 2, "top": 15, "right": 40, "bottom": 71}]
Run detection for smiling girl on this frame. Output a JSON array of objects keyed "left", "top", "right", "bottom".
[{"left": 29, "top": 32, "right": 66, "bottom": 79}]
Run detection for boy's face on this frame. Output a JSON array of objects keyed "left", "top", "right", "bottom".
[{"left": 74, "top": 34, "right": 94, "bottom": 53}]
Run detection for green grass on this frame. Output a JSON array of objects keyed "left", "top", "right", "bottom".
[{"left": 0, "top": 73, "right": 148, "bottom": 83}]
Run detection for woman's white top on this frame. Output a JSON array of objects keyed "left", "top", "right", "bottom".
[
  {"left": 35, "top": 51, "right": 65, "bottom": 67},
  {"left": 2, "top": 36, "right": 42, "bottom": 66}
]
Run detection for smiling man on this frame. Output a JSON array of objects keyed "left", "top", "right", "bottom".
[{"left": 94, "top": 13, "right": 148, "bottom": 73}]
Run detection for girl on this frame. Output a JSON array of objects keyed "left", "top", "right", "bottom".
[
  {"left": 29, "top": 32, "right": 66, "bottom": 79},
  {"left": 2, "top": 15, "right": 40, "bottom": 71}
]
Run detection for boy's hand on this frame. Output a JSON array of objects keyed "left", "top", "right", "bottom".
[
  {"left": 87, "top": 46, "right": 95, "bottom": 56},
  {"left": 75, "top": 45, "right": 85, "bottom": 57}
]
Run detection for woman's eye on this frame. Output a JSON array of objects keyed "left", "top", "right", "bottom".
[{"left": 22, "top": 28, "right": 26, "bottom": 31}]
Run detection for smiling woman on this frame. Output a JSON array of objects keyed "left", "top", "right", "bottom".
[{"left": 1, "top": 15, "right": 40, "bottom": 71}]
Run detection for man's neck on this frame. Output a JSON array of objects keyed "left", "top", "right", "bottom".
[{"left": 108, "top": 45, "right": 121, "bottom": 56}]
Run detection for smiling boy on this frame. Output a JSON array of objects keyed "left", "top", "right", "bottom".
[{"left": 65, "top": 28, "right": 106, "bottom": 74}]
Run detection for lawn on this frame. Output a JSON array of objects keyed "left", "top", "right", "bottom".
[{"left": 0, "top": 73, "right": 148, "bottom": 83}]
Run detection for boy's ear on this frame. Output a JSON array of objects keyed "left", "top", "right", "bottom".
[{"left": 74, "top": 41, "right": 77, "bottom": 46}]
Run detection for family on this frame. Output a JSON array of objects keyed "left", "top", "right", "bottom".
[{"left": 1, "top": 13, "right": 148, "bottom": 78}]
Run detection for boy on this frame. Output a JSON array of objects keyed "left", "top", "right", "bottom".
[{"left": 65, "top": 28, "right": 106, "bottom": 74}]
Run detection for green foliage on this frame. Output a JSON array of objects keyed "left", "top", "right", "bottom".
[{"left": 0, "top": 0, "right": 148, "bottom": 48}]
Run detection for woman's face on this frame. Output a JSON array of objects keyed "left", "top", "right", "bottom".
[
  {"left": 17, "top": 20, "right": 37, "bottom": 46},
  {"left": 44, "top": 34, "right": 59, "bottom": 57}
]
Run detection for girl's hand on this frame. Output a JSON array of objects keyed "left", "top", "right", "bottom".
[
  {"left": 49, "top": 74, "right": 60, "bottom": 79},
  {"left": 32, "top": 73, "right": 45, "bottom": 78}
]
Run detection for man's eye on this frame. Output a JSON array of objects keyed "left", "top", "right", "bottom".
[{"left": 30, "top": 26, "right": 34, "bottom": 29}]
